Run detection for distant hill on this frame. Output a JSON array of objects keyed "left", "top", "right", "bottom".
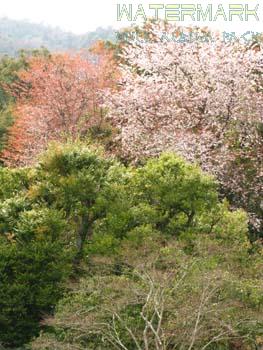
[{"left": 0, "top": 17, "right": 117, "bottom": 56}]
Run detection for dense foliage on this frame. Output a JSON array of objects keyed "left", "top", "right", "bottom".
[
  {"left": 0, "top": 144, "right": 111, "bottom": 347},
  {"left": 0, "top": 20, "right": 262, "bottom": 350},
  {"left": 0, "top": 144, "right": 262, "bottom": 349}
]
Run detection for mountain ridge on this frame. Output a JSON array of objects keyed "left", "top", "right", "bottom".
[{"left": 0, "top": 17, "right": 116, "bottom": 56}]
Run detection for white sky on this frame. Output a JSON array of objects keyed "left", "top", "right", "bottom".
[{"left": 0, "top": 0, "right": 262, "bottom": 34}]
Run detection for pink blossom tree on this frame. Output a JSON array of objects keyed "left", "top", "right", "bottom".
[{"left": 106, "top": 22, "right": 263, "bottom": 234}]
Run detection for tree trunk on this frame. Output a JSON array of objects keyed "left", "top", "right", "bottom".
[{"left": 73, "top": 212, "right": 93, "bottom": 267}]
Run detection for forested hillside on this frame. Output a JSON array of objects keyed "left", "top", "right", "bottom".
[
  {"left": 0, "top": 17, "right": 116, "bottom": 55},
  {"left": 0, "top": 20, "right": 262, "bottom": 350}
]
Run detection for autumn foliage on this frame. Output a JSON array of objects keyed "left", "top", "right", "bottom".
[{"left": 2, "top": 50, "right": 118, "bottom": 166}]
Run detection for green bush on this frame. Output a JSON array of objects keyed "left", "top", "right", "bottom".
[
  {"left": 90, "top": 153, "right": 221, "bottom": 254},
  {"left": 0, "top": 239, "right": 71, "bottom": 348},
  {"left": 0, "top": 163, "right": 73, "bottom": 347},
  {"left": 0, "top": 167, "right": 29, "bottom": 200}
]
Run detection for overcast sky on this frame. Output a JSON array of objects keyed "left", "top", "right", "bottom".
[{"left": 0, "top": 0, "right": 262, "bottom": 34}]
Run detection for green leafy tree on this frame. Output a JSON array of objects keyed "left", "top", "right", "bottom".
[
  {"left": 90, "top": 153, "right": 219, "bottom": 253},
  {"left": 0, "top": 143, "right": 114, "bottom": 347},
  {"left": 29, "top": 143, "right": 115, "bottom": 263},
  {"left": 0, "top": 168, "right": 72, "bottom": 347}
]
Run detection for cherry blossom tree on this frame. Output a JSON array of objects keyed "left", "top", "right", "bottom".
[
  {"left": 106, "top": 22, "right": 263, "bottom": 234},
  {"left": 2, "top": 51, "right": 118, "bottom": 166}
]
